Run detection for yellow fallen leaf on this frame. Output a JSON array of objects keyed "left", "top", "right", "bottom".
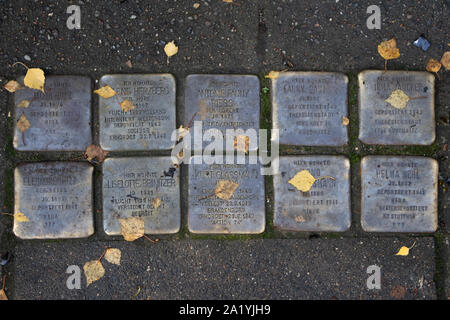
[
  {"left": 426, "top": 58, "right": 442, "bottom": 74},
  {"left": 265, "top": 71, "right": 280, "bottom": 79},
  {"left": 377, "top": 38, "right": 400, "bottom": 60},
  {"left": 3, "top": 80, "right": 22, "bottom": 93},
  {"left": 94, "top": 86, "right": 116, "bottom": 98},
  {"left": 215, "top": 179, "right": 239, "bottom": 200},
  {"left": 120, "top": 99, "right": 136, "bottom": 112},
  {"left": 295, "top": 216, "right": 305, "bottom": 223},
  {"left": 233, "top": 135, "right": 250, "bottom": 154},
  {"left": 104, "top": 248, "right": 121, "bottom": 266},
  {"left": 385, "top": 89, "right": 410, "bottom": 109},
  {"left": 83, "top": 260, "right": 105, "bottom": 287},
  {"left": 288, "top": 170, "right": 316, "bottom": 192},
  {"left": 395, "top": 242, "right": 416, "bottom": 256},
  {"left": 84, "top": 145, "right": 108, "bottom": 163},
  {"left": 17, "top": 100, "right": 30, "bottom": 108},
  {"left": 164, "top": 41, "right": 178, "bottom": 64},
  {"left": 0, "top": 289, "right": 7, "bottom": 300},
  {"left": 17, "top": 113, "right": 30, "bottom": 132},
  {"left": 24, "top": 68, "right": 45, "bottom": 93},
  {"left": 441, "top": 51, "right": 450, "bottom": 70},
  {"left": 152, "top": 197, "right": 162, "bottom": 210},
  {"left": 341, "top": 116, "right": 349, "bottom": 126},
  {"left": 14, "top": 212, "right": 30, "bottom": 222},
  {"left": 118, "top": 217, "right": 145, "bottom": 242},
  {"left": 193, "top": 3, "right": 200, "bottom": 8},
  {"left": 223, "top": 0, "right": 233, "bottom": 2}
]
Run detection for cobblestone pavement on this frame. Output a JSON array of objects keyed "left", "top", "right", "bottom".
[{"left": 0, "top": 0, "right": 448, "bottom": 299}]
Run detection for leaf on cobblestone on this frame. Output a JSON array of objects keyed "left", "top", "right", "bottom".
[
  {"left": 265, "top": 71, "right": 280, "bottom": 79},
  {"left": 120, "top": 99, "right": 136, "bottom": 112},
  {"left": 164, "top": 41, "right": 178, "bottom": 65},
  {"left": 14, "top": 212, "right": 30, "bottom": 222},
  {"left": 94, "top": 86, "right": 116, "bottom": 98},
  {"left": 441, "top": 51, "right": 450, "bottom": 70},
  {"left": 233, "top": 135, "right": 249, "bottom": 153},
  {"left": 104, "top": 248, "right": 121, "bottom": 266},
  {"left": 3, "top": 80, "right": 22, "bottom": 93},
  {"left": 395, "top": 242, "right": 415, "bottom": 256},
  {"left": 84, "top": 145, "right": 108, "bottom": 164},
  {"left": 152, "top": 197, "right": 162, "bottom": 211},
  {"left": 83, "top": 260, "right": 105, "bottom": 287},
  {"left": 118, "top": 217, "right": 145, "bottom": 242},
  {"left": 17, "top": 100, "right": 30, "bottom": 108},
  {"left": 385, "top": 89, "right": 410, "bottom": 109},
  {"left": 288, "top": 170, "right": 316, "bottom": 192},
  {"left": 17, "top": 113, "right": 30, "bottom": 132},
  {"left": 341, "top": 116, "right": 349, "bottom": 126},
  {"left": 426, "top": 58, "right": 441, "bottom": 78},
  {"left": 215, "top": 180, "right": 239, "bottom": 200},
  {"left": 24, "top": 68, "right": 45, "bottom": 93}
]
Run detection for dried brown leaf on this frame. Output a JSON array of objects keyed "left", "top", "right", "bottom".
[
  {"left": 118, "top": 217, "right": 145, "bottom": 242},
  {"left": 214, "top": 179, "right": 239, "bottom": 200},
  {"left": 84, "top": 145, "right": 108, "bottom": 163},
  {"left": 83, "top": 260, "right": 105, "bottom": 287}
]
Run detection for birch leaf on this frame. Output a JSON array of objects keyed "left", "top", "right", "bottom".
[
  {"left": 94, "top": 86, "right": 116, "bottom": 98},
  {"left": 118, "top": 217, "right": 145, "bottom": 242},
  {"left": 440, "top": 51, "right": 450, "bottom": 70},
  {"left": 4, "top": 80, "right": 22, "bottom": 93},
  {"left": 120, "top": 99, "right": 136, "bottom": 112},
  {"left": 385, "top": 89, "right": 410, "bottom": 109},
  {"left": 164, "top": 41, "right": 178, "bottom": 64},
  {"left": 14, "top": 212, "right": 30, "bottom": 222},
  {"left": 377, "top": 38, "right": 400, "bottom": 60},
  {"left": 24, "top": 68, "right": 45, "bottom": 93},
  {"left": 215, "top": 180, "right": 239, "bottom": 200},
  {"left": 83, "top": 260, "right": 105, "bottom": 287},
  {"left": 426, "top": 58, "right": 441, "bottom": 74},
  {"left": 104, "top": 248, "right": 121, "bottom": 266},
  {"left": 265, "top": 71, "right": 280, "bottom": 79},
  {"left": 288, "top": 170, "right": 316, "bottom": 192},
  {"left": 395, "top": 246, "right": 410, "bottom": 256},
  {"left": 17, "top": 100, "right": 30, "bottom": 108},
  {"left": 84, "top": 145, "right": 108, "bottom": 163},
  {"left": 17, "top": 113, "right": 30, "bottom": 132},
  {"left": 341, "top": 116, "right": 349, "bottom": 126},
  {"left": 0, "top": 289, "right": 7, "bottom": 300},
  {"left": 152, "top": 197, "right": 162, "bottom": 210}
]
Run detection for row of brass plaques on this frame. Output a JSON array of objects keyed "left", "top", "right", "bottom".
[
  {"left": 13, "top": 156, "right": 438, "bottom": 238},
  {"left": 13, "top": 71, "right": 435, "bottom": 151}
]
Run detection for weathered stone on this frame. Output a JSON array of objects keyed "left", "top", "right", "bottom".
[
  {"left": 14, "top": 162, "right": 94, "bottom": 239},
  {"left": 14, "top": 76, "right": 92, "bottom": 151},
  {"left": 361, "top": 156, "right": 438, "bottom": 232},
  {"left": 358, "top": 70, "right": 435, "bottom": 145},
  {"left": 188, "top": 157, "right": 265, "bottom": 233},
  {"left": 184, "top": 74, "right": 260, "bottom": 151},
  {"left": 102, "top": 157, "right": 180, "bottom": 235},
  {"left": 274, "top": 156, "right": 351, "bottom": 231},
  {"left": 272, "top": 72, "right": 348, "bottom": 146},
  {"left": 99, "top": 74, "right": 176, "bottom": 151}
]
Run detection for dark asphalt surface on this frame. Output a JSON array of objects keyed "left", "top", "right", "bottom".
[
  {"left": 0, "top": 0, "right": 448, "bottom": 299},
  {"left": 11, "top": 238, "right": 435, "bottom": 300}
]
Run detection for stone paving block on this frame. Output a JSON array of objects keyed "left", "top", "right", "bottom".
[
  {"left": 361, "top": 156, "right": 438, "bottom": 232},
  {"left": 99, "top": 74, "right": 176, "bottom": 151},
  {"left": 274, "top": 156, "right": 351, "bottom": 232},
  {"left": 358, "top": 70, "right": 435, "bottom": 145},
  {"left": 184, "top": 74, "right": 260, "bottom": 152},
  {"left": 10, "top": 238, "right": 436, "bottom": 299},
  {"left": 13, "top": 75, "right": 92, "bottom": 151},
  {"left": 102, "top": 156, "right": 180, "bottom": 235},
  {"left": 272, "top": 72, "right": 348, "bottom": 146},
  {"left": 188, "top": 157, "right": 265, "bottom": 234},
  {"left": 14, "top": 162, "right": 94, "bottom": 239}
]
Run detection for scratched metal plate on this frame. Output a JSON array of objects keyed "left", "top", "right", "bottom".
[
  {"left": 188, "top": 157, "right": 265, "bottom": 234},
  {"left": 14, "top": 162, "right": 94, "bottom": 239},
  {"left": 272, "top": 72, "right": 348, "bottom": 146},
  {"left": 13, "top": 76, "right": 92, "bottom": 151},
  {"left": 102, "top": 157, "right": 180, "bottom": 235},
  {"left": 361, "top": 156, "right": 438, "bottom": 232},
  {"left": 274, "top": 156, "right": 351, "bottom": 232},
  {"left": 184, "top": 74, "right": 260, "bottom": 152},
  {"left": 358, "top": 70, "right": 435, "bottom": 145},
  {"left": 99, "top": 74, "right": 176, "bottom": 151}
]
